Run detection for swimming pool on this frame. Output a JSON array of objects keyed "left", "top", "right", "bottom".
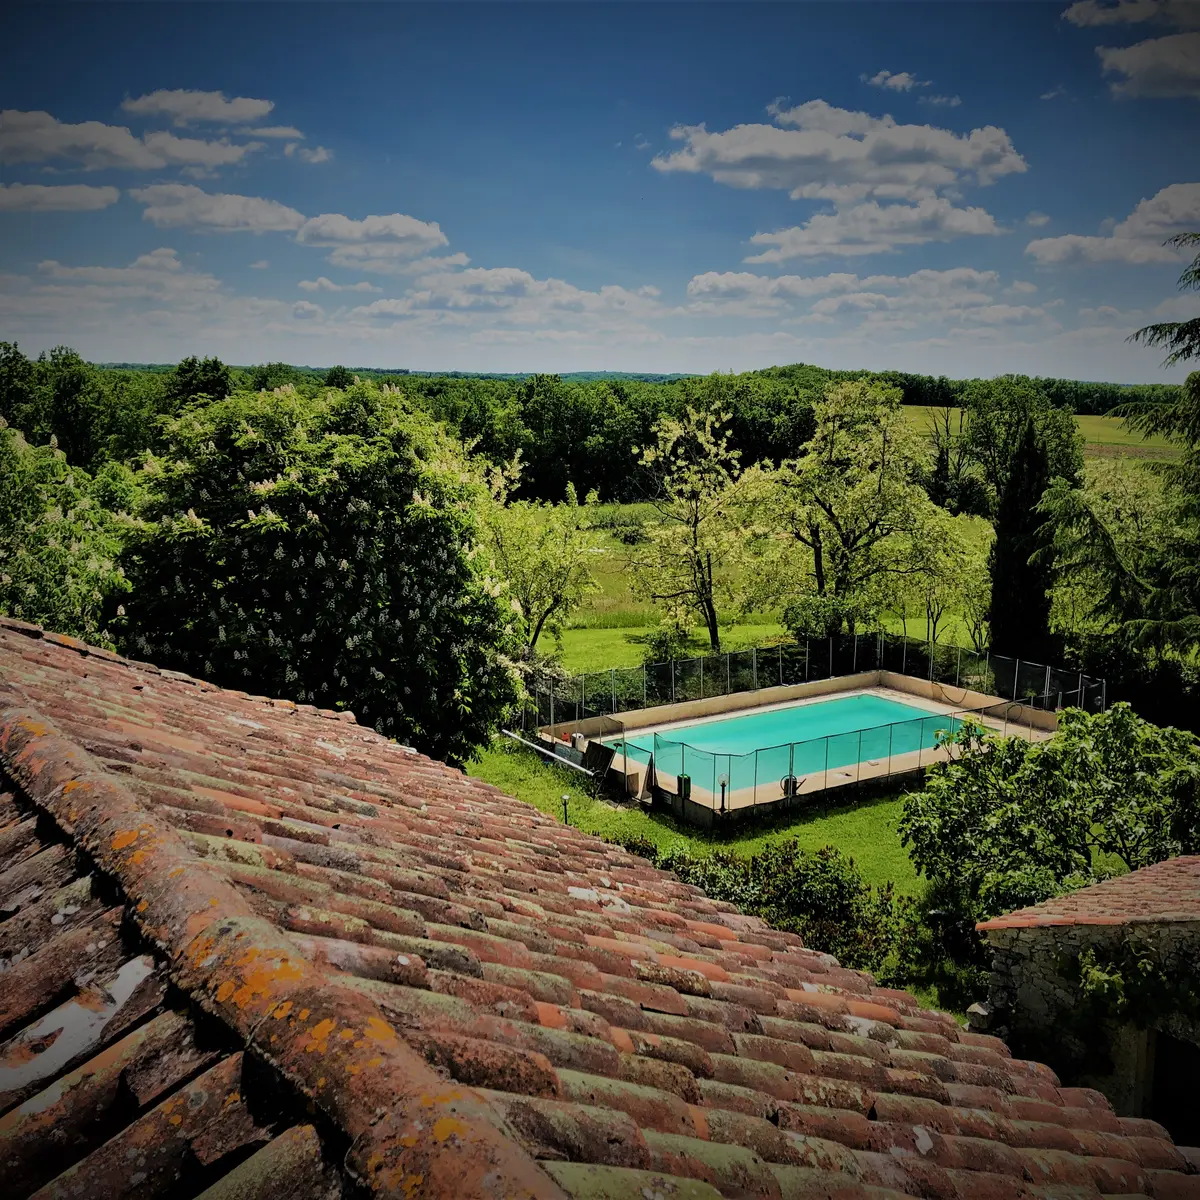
[{"left": 612, "top": 692, "right": 962, "bottom": 803}]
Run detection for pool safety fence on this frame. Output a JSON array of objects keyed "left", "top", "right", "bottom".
[
  {"left": 615, "top": 697, "right": 1047, "bottom": 816},
  {"left": 523, "top": 632, "right": 1105, "bottom": 731}
]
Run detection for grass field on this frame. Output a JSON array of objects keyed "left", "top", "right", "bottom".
[
  {"left": 468, "top": 738, "right": 922, "bottom": 894},
  {"left": 901, "top": 405, "right": 1178, "bottom": 460}
]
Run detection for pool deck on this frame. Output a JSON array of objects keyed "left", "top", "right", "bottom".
[{"left": 601, "top": 684, "right": 1052, "bottom": 812}]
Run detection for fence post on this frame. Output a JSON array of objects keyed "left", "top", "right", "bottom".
[
  {"left": 887, "top": 721, "right": 893, "bottom": 779},
  {"left": 752, "top": 648, "right": 757, "bottom": 691},
  {"left": 828, "top": 636, "right": 833, "bottom": 679},
  {"left": 901, "top": 637, "right": 907, "bottom": 676},
  {"left": 727, "top": 652, "right": 731, "bottom": 695},
  {"left": 956, "top": 645, "right": 962, "bottom": 689},
  {"left": 643, "top": 666, "right": 647, "bottom": 708},
  {"left": 1012, "top": 660, "right": 1019, "bottom": 701},
  {"left": 788, "top": 743, "right": 794, "bottom": 800},
  {"left": 582, "top": 675, "right": 587, "bottom": 718},
  {"left": 778, "top": 644, "right": 783, "bottom": 687},
  {"left": 549, "top": 681, "right": 555, "bottom": 730},
  {"left": 856, "top": 729, "right": 862, "bottom": 782},
  {"left": 823, "top": 735, "right": 829, "bottom": 791},
  {"left": 671, "top": 661, "right": 676, "bottom": 704},
  {"left": 754, "top": 749, "right": 759, "bottom": 807},
  {"left": 1102, "top": 679, "right": 1107, "bottom": 711},
  {"left": 928, "top": 630, "right": 934, "bottom": 681},
  {"left": 611, "top": 668, "right": 616, "bottom": 715},
  {"left": 1077, "top": 671, "right": 1083, "bottom": 707},
  {"left": 1043, "top": 664, "right": 1051, "bottom": 708},
  {"left": 805, "top": 639, "right": 810, "bottom": 681},
  {"left": 853, "top": 633, "right": 858, "bottom": 673},
  {"left": 699, "top": 656, "right": 704, "bottom": 700}
]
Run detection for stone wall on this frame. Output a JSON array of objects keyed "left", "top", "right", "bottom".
[{"left": 976, "top": 919, "right": 1200, "bottom": 1118}]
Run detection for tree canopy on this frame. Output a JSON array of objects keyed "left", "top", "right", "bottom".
[
  {"left": 116, "top": 382, "right": 523, "bottom": 764},
  {"left": 746, "top": 380, "right": 948, "bottom": 637}
]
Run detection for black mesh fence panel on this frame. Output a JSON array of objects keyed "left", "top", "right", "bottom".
[{"left": 529, "top": 634, "right": 1102, "bottom": 732}]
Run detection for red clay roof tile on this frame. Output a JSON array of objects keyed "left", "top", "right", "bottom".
[{"left": 1, "top": 615, "right": 1198, "bottom": 1199}]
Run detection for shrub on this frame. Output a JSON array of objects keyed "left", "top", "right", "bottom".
[{"left": 624, "top": 836, "right": 918, "bottom": 983}]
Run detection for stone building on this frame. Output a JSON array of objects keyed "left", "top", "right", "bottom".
[{"left": 976, "top": 856, "right": 1200, "bottom": 1150}]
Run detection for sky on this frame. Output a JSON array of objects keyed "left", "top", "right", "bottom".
[{"left": 1, "top": 1, "right": 1198, "bottom": 381}]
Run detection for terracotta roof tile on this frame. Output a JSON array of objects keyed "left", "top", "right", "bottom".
[
  {"left": 1, "top": 615, "right": 1198, "bottom": 1199},
  {"left": 977, "top": 856, "right": 1200, "bottom": 931}
]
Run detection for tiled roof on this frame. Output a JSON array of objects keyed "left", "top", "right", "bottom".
[
  {"left": 1, "top": 615, "right": 1198, "bottom": 1200},
  {"left": 977, "top": 857, "right": 1200, "bottom": 932}
]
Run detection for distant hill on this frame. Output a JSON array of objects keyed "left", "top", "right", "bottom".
[{"left": 98, "top": 363, "right": 698, "bottom": 383}]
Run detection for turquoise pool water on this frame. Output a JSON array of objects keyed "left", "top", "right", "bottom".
[{"left": 615, "top": 693, "right": 961, "bottom": 794}]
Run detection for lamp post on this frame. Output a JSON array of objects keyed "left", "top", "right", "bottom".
[
  {"left": 718, "top": 773, "right": 728, "bottom": 815},
  {"left": 561, "top": 794, "right": 570, "bottom": 825}
]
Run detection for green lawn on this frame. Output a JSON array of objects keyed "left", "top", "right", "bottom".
[
  {"left": 901, "top": 405, "right": 1177, "bottom": 460},
  {"left": 557, "top": 622, "right": 788, "bottom": 674},
  {"left": 468, "top": 738, "right": 923, "bottom": 895}
]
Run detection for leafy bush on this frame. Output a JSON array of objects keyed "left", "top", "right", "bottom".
[
  {"left": 0, "top": 423, "right": 136, "bottom": 644},
  {"left": 116, "top": 382, "right": 523, "bottom": 765},
  {"left": 640, "top": 621, "right": 696, "bottom": 665},
  {"left": 625, "top": 836, "right": 918, "bottom": 982}
]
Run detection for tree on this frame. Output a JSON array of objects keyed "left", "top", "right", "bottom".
[
  {"left": 988, "top": 416, "right": 1057, "bottom": 661},
  {"left": 116, "top": 382, "right": 523, "bottom": 765},
  {"left": 889, "top": 512, "right": 991, "bottom": 648},
  {"left": 325, "top": 365, "right": 355, "bottom": 389},
  {"left": 921, "top": 405, "right": 988, "bottom": 516},
  {"left": 1043, "top": 382, "right": 1200, "bottom": 658},
  {"left": 960, "top": 375, "right": 1082, "bottom": 514},
  {"left": 630, "top": 391, "right": 746, "bottom": 651},
  {"left": 481, "top": 477, "right": 598, "bottom": 656},
  {"left": 0, "top": 422, "right": 135, "bottom": 644},
  {"left": 901, "top": 703, "right": 1200, "bottom": 930},
  {"left": 0, "top": 342, "right": 38, "bottom": 434},
  {"left": 162, "top": 356, "right": 232, "bottom": 414},
  {"left": 1041, "top": 461, "right": 1171, "bottom": 643},
  {"left": 747, "top": 379, "right": 945, "bottom": 637},
  {"left": 36, "top": 347, "right": 107, "bottom": 471},
  {"left": 1129, "top": 232, "right": 1200, "bottom": 367},
  {"left": 247, "top": 361, "right": 303, "bottom": 391}
]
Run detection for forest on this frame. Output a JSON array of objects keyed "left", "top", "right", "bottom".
[{"left": 2, "top": 236, "right": 1199, "bottom": 1009}]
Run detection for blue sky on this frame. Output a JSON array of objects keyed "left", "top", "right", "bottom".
[{"left": 1, "top": 1, "right": 1198, "bottom": 381}]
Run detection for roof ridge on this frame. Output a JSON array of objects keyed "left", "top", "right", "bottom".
[
  {"left": 0, "top": 704, "right": 566, "bottom": 1200},
  {"left": 0, "top": 615, "right": 361, "bottom": 727},
  {"left": 977, "top": 854, "right": 1200, "bottom": 931}
]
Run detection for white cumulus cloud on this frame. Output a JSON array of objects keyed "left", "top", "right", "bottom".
[
  {"left": 1063, "top": 0, "right": 1200, "bottom": 27},
  {"left": 863, "top": 70, "right": 931, "bottom": 91},
  {"left": 0, "top": 109, "right": 261, "bottom": 171},
  {"left": 121, "top": 89, "right": 274, "bottom": 126},
  {"left": 0, "top": 183, "right": 119, "bottom": 211},
  {"left": 298, "top": 276, "right": 381, "bottom": 293},
  {"left": 249, "top": 125, "right": 305, "bottom": 139},
  {"left": 130, "top": 183, "right": 306, "bottom": 232},
  {"left": 1097, "top": 31, "right": 1200, "bottom": 97},
  {"left": 653, "top": 99, "right": 1025, "bottom": 206},
  {"left": 745, "top": 197, "right": 1002, "bottom": 261},
  {"left": 1026, "top": 181, "right": 1200, "bottom": 262}
]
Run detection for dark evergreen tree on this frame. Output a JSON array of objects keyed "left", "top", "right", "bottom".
[
  {"left": 988, "top": 416, "right": 1056, "bottom": 661},
  {"left": 162, "top": 356, "right": 231, "bottom": 414},
  {"left": 324, "top": 364, "right": 355, "bottom": 389}
]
